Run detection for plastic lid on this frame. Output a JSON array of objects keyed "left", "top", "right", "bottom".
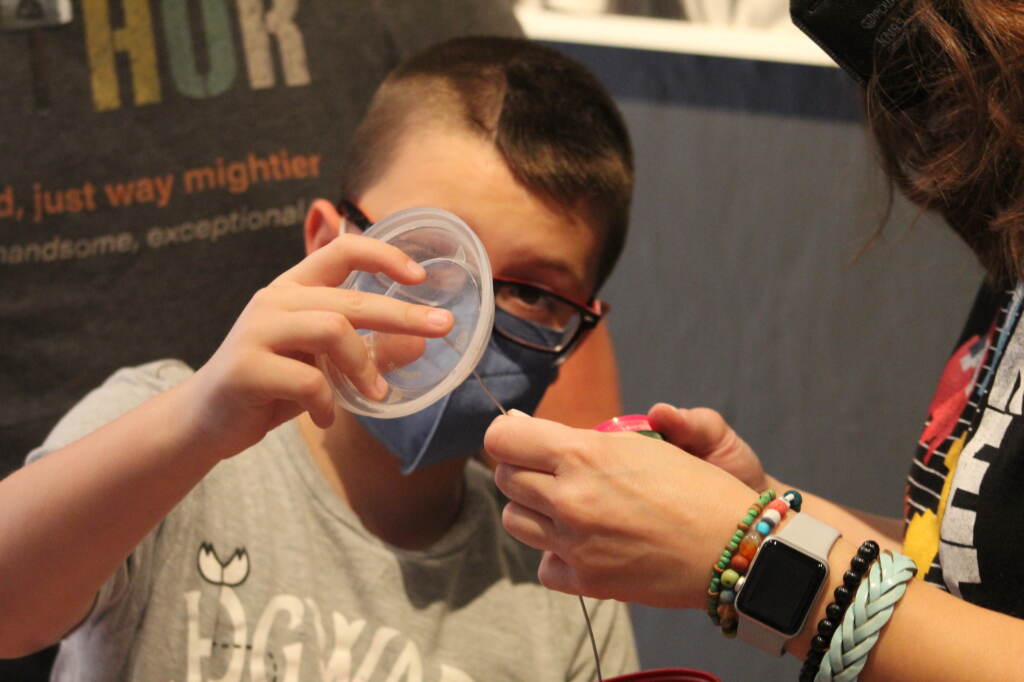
[{"left": 317, "top": 206, "right": 494, "bottom": 418}]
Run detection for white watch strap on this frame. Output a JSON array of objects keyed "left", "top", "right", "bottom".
[
  {"left": 778, "top": 513, "right": 841, "bottom": 555},
  {"left": 737, "top": 513, "right": 841, "bottom": 655}
]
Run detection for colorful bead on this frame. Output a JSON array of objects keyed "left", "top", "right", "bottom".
[
  {"left": 738, "top": 530, "right": 763, "bottom": 559},
  {"left": 706, "top": 490, "right": 778, "bottom": 632},
  {"left": 761, "top": 508, "right": 782, "bottom": 526},
  {"left": 766, "top": 499, "right": 789, "bottom": 515},
  {"left": 728, "top": 554, "right": 749, "bottom": 573},
  {"left": 782, "top": 489, "right": 802, "bottom": 512},
  {"left": 755, "top": 520, "right": 772, "bottom": 535}
]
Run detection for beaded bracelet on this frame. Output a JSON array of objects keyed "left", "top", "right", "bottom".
[
  {"left": 798, "top": 540, "right": 880, "bottom": 682},
  {"left": 813, "top": 550, "right": 918, "bottom": 682},
  {"left": 706, "top": 489, "right": 803, "bottom": 636}
]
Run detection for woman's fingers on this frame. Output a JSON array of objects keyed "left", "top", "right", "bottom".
[
  {"left": 537, "top": 551, "right": 581, "bottom": 596},
  {"left": 485, "top": 413, "right": 580, "bottom": 473},
  {"left": 501, "top": 500, "right": 558, "bottom": 550},
  {"left": 274, "top": 233, "right": 426, "bottom": 288},
  {"left": 648, "top": 403, "right": 729, "bottom": 456},
  {"left": 494, "top": 463, "right": 560, "bottom": 519}
]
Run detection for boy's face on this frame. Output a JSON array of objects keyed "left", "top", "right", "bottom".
[{"left": 353, "top": 127, "right": 603, "bottom": 306}]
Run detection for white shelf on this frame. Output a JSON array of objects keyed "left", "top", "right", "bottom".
[{"left": 515, "top": 7, "right": 837, "bottom": 68}]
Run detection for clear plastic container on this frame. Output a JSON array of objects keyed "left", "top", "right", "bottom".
[{"left": 317, "top": 206, "right": 494, "bottom": 418}]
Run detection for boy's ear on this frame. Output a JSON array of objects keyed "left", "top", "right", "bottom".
[{"left": 304, "top": 199, "right": 343, "bottom": 255}]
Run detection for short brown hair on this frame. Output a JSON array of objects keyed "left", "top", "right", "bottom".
[
  {"left": 340, "top": 36, "right": 634, "bottom": 290},
  {"left": 867, "top": 1, "right": 1024, "bottom": 284}
]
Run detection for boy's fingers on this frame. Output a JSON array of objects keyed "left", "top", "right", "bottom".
[
  {"left": 268, "top": 286, "right": 453, "bottom": 338},
  {"left": 371, "top": 333, "right": 427, "bottom": 373},
  {"left": 274, "top": 233, "right": 425, "bottom": 288},
  {"left": 258, "top": 311, "right": 386, "bottom": 400},
  {"left": 241, "top": 354, "right": 335, "bottom": 426}
]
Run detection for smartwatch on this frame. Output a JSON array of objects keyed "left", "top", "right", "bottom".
[{"left": 735, "top": 513, "right": 841, "bottom": 655}]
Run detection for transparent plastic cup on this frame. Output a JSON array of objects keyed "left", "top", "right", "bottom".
[{"left": 317, "top": 206, "right": 494, "bottom": 419}]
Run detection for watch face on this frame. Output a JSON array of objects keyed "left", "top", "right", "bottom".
[{"left": 735, "top": 538, "right": 828, "bottom": 635}]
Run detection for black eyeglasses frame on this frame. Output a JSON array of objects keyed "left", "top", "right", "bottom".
[{"left": 337, "top": 199, "right": 607, "bottom": 360}]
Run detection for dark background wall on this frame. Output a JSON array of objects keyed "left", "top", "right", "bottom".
[{"left": 555, "top": 42, "right": 983, "bottom": 680}]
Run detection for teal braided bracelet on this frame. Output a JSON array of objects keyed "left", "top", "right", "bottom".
[{"left": 814, "top": 550, "right": 917, "bottom": 682}]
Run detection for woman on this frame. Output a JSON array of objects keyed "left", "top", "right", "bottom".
[{"left": 485, "top": 2, "right": 1024, "bottom": 679}]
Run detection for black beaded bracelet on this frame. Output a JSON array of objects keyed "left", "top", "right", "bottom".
[{"left": 798, "top": 540, "right": 880, "bottom": 682}]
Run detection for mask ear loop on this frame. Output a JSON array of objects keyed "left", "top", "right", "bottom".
[{"left": 445, "top": 335, "right": 604, "bottom": 681}]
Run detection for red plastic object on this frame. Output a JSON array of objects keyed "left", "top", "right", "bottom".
[
  {"left": 593, "top": 414, "right": 657, "bottom": 433},
  {"left": 606, "top": 668, "right": 721, "bottom": 681}
]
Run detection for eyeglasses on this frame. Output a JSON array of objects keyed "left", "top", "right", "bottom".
[{"left": 338, "top": 200, "right": 606, "bottom": 359}]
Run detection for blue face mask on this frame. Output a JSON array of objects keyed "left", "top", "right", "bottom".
[{"left": 355, "top": 312, "right": 561, "bottom": 474}]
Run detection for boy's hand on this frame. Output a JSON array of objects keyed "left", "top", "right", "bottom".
[{"left": 186, "top": 233, "right": 454, "bottom": 459}]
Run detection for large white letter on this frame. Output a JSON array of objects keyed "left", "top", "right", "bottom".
[
  {"left": 306, "top": 600, "right": 369, "bottom": 682},
  {"left": 185, "top": 591, "right": 212, "bottom": 682},
  {"left": 235, "top": 0, "right": 310, "bottom": 89},
  {"left": 251, "top": 595, "right": 304, "bottom": 682},
  {"left": 208, "top": 588, "right": 248, "bottom": 682}
]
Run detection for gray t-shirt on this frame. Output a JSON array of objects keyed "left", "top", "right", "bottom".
[{"left": 28, "top": 360, "right": 638, "bottom": 681}]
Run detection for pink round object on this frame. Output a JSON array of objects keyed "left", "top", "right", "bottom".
[{"left": 594, "top": 414, "right": 656, "bottom": 433}]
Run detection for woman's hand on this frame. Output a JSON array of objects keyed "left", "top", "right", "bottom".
[
  {"left": 185, "top": 233, "right": 453, "bottom": 460},
  {"left": 648, "top": 402, "right": 768, "bottom": 491},
  {"left": 485, "top": 412, "right": 756, "bottom": 609}
]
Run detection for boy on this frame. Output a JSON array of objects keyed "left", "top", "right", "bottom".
[{"left": 0, "top": 37, "right": 637, "bottom": 681}]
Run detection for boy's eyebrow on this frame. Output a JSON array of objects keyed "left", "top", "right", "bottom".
[{"left": 505, "top": 253, "right": 589, "bottom": 297}]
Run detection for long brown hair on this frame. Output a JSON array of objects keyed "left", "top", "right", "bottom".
[{"left": 867, "top": 0, "right": 1024, "bottom": 284}]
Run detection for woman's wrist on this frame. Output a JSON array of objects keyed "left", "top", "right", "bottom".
[{"left": 784, "top": 534, "right": 858, "bottom": 659}]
